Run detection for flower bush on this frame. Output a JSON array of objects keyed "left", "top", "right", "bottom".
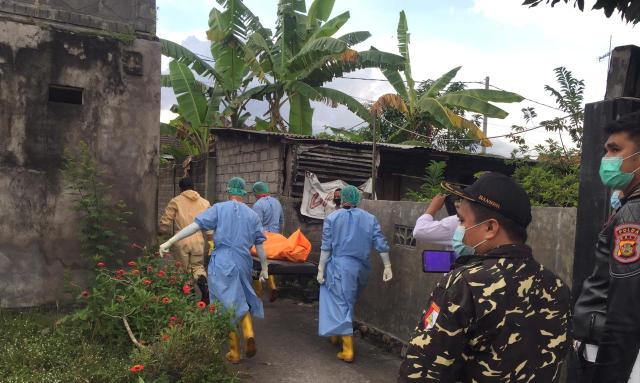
[{"left": 59, "top": 245, "right": 237, "bottom": 382}]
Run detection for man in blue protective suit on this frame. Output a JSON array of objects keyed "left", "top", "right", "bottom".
[
  {"left": 252, "top": 181, "right": 284, "bottom": 302},
  {"left": 316, "top": 185, "right": 393, "bottom": 363},
  {"left": 159, "top": 177, "right": 269, "bottom": 364}
]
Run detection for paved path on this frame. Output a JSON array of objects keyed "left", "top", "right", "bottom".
[{"left": 231, "top": 298, "right": 402, "bottom": 383}]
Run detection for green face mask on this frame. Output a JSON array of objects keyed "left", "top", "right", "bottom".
[{"left": 599, "top": 152, "right": 640, "bottom": 190}]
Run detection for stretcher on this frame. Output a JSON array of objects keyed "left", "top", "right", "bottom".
[{"left": 252, "top": 257, "right": 317, "bottom": 276}]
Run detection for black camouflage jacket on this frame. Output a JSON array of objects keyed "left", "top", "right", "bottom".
[
  {"left": 576, "top": 188, "right": 640, "bottom": 383},
  {"left": 398, "top": 244, "right": 571, "bottom": 383}
]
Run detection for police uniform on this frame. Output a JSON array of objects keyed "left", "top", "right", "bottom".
[
  {"left": 573, "top": 187, "right": 640, "bottom": 383},
  {"left": 398, "top": 173, "right": 571, "bottom": 383}
]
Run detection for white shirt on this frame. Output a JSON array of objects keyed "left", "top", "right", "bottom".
[{"left": 412, "top": 214, "right": 459, "bottom": 247}]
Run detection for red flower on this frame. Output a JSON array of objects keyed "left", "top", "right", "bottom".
[
  {"left": 169, "top": 316, "right": 178, "bottom": 322},
  {"left": 80, "top": 290, "right": 90, "bottom": 299},
  {"left": 161, "top": 334, "right": 170, "bottom": 341},
  {"left": 116, "top": 269, "right": 125, "bottom": 276},
  {"left": 174, "top": 261, "right": 182, "bottom": 268},
  {"left": 127, "top": 261, "right": 137, "bottom": 267},
  {"left": 96, "top": 262, "right": 106, "bottom": 268},
  {"left": 131, "top": 269, "right": 140, "bottom": 275},
  {"left": 197, "top": 301, "right": 206, "bottom": 310},
  {"left": 143, "top": 279, "right": 152, "bottom": 286},
  {"left": 161, "top": 297, "right": 171, "bottom": 305},
  {"left": 157, "top": 271, "right": 166, "bottom": 277},
  {"left": 209, "top": 304, "right": 216, "bottom": 313},
  {"left": 129, "top": 364, "right": 145, "bottom": 373},
  {"left": 182, "top": 284, "right": 192, "bottom": 295}
]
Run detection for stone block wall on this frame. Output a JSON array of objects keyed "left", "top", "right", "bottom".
[{"left": 214, "top": 135, "right": 284, "bottom": 204}]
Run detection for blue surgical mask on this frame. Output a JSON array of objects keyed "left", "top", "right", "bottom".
[
  {"left": 452, "top": 221, "right": 489, "bottom": 258},
  {"left": 611, "top": 190, "right": 622, "bottom": 210},
  {"left": 599, "top": 152, "right": 640, "bottom": 190}
]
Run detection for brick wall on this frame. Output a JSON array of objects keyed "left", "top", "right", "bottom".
[{"left": 214, "top": 135, "right": 284, "bottom": 204}]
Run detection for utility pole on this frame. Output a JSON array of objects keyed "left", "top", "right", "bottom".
[
  {"left": 370, "top": 113, "right": 377, "bottom": 200},
  {"left": 482, "top": 76, "right": 489, "bottom": 154}
]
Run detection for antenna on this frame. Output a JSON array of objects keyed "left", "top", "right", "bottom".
[{"left": 598, "top": 35, "right": 613, "bottom": 62}]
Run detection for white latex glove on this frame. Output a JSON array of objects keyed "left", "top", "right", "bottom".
[
  {"left": 317, "top": 250, "right": 331, "bottom": 285},
  {"left": 383, "top": 266, "right": 393, "bottom": 282},
  {"left": 159, "top": 222, "right": 201, "bottom": 257},
  {"left": 380, "top": 252, "right": 392, "bottom": 282},
  {"left": 256, "top": 243, "right": 269, "bottom": 283}
]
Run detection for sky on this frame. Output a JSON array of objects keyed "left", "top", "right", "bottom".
[{"left": 156, "top": 0, "right": 640, "bottom": 157}]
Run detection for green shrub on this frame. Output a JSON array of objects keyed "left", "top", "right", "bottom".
[{"left": 404, "top": 161, "right": 447, "bottom": 202}]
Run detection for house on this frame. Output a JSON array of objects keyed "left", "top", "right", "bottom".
[{"left": 210, "top": 128, "right": 516, "bottom": 203}]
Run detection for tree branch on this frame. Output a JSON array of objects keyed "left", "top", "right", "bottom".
[{"left": 123, "top": 316, "right": 145, "bottom": 349}]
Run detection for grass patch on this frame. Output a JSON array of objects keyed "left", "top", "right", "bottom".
[{"left": 0, "top": 307, "right": 131, "bottom": 383}]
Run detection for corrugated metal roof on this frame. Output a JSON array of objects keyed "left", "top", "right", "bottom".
[{"left": 210, "top": 128, "right": 509, "bottom": 160}]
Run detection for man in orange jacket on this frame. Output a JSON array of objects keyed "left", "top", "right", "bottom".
[{"left": 159, "top": 177, "right": 211, "bottom": 303}]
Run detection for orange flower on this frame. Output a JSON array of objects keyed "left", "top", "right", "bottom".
[
  {"left": 96, "top": 262, "right": 106, "bottom": 268},
  {"left": 157, "top": 271, "right": 166, "bottom": 277},
  {"left": 127, "top": 261, "right": 137, "bottom": 267},
  {"left": 129, "top": 364, "right": 144, "bottom": 373},
  {"left": 143, "top": 279, "right": 152, "bottom": 286},
  {"left": 161, "top": 297, "right": 171, "bottom": 305},
  {"left": 161, "top": 334, "right": 170, "bottom": 341},
  {"left": 197, "top": 301, "right": 206, "bottom": 309},
  {"left": 132, "top": 269, "right": 140, "bottom": 275},
  {"left": 209, "top": 304, "right": 216, "bottom": 313},
  {"left": 116, "top": 269, "right": 125, "bottom": 275},
  {"left": 182, "top": 284, "right": 191, "bottom": 295},
  {"left": 80, "top": 290, "right": 90, "bottom": 299}
]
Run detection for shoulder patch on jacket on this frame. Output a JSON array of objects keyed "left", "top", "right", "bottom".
[
  {"left": 423, "top": 302, "right": 441, "bottom": 331},
  {"left": 613, "top": 224, "right": 640, "bottom": 264}
]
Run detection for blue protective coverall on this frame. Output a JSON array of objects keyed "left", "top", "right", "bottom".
[
  {"left": 195, "top": 200, "right": 266, "bottom": 321},
  {"left": 252, "top": 196, "right": 284, "bottom": 233},
  {"left": 318, "top": 207, "right": 390, "bottom": 336}
]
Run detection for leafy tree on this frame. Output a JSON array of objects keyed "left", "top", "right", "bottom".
[
  {"left": 523, "top": 0, "right": 640, "bottom": 24},
  {"left": 241, "top": 0, "right": 404, "bottom": 134},
  {"left": 369, "top": 10, "right": 523, "bottom": 147},
  {"left": 507, "top": 66, "right": 584, "bottom": 207}
]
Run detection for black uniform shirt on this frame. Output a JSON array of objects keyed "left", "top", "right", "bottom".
[{"left": 398, "top": 244, "right": 571, "bottom": 383}]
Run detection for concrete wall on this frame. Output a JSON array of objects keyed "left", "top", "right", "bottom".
[
  {"left": 278, "top": 197, "right": 576, "bottom": 341},
  {"left": 0, "top": 12, "right": 160, "bottom": 307},
  {"left": 354, "top": 200, "right": 577, "bottom": 342},
  {"left": 214, "top": 135, "right": 284, "bottom": 204}
]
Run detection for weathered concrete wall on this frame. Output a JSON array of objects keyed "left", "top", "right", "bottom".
[
  {"left": 279, "top": 197, "right": 576, "bottom": 341},
  {"left": 354, "top": 200, "right": 577, "bottom": 342},
  {"left": 0, "top": 16, "right": 160, "bottom": 307},
  {"left": 214, "top": 135, "right": 284, "bottom": 204},
  {"left": 0, "top": 0, "right": 156, "bottom": 35}
]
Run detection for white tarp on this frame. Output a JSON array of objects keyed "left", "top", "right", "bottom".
[{"left": 300, "top": 172, "right": 372, "bottom": 219}]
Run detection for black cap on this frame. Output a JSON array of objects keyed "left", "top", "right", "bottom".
[{"left": 442, "top": 172, "right": 532, "bottom": 228}]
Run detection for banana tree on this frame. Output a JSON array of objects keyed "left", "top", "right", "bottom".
[
  {"left": 370, "top": 11, "right": 524, "bottom": 147},
  {"left": 159, "top": 0, "right": 269, "bottom": 153},
  {"left": 237, "top": 0, "right": 405, "bottom": 135}
]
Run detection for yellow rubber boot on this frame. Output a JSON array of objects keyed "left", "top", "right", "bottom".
[
  {"left": 329, "top": 336, "right": 340, "bottom": 345},
  {"left": 241, "top": 314, "right": 257, "bottom": 358},
  {"left": 253, "top": 280, "right": 264, "bottom": 297},
  {"left": 226, "top": 331, "right": 241, "bottom": 364},
  {"left": 268, "top": 275, "right": 278, "bottom": 302},
  {"left": 337, "top": 335, "right": 354, "bottom": 363}
]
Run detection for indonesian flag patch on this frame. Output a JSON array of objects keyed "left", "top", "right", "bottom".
[
  {"left": 423, "top": 302, "right": 440, "bottom": 331},
  {"left": 614, "top": 224, "right": 640, "bottom": 264}
]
